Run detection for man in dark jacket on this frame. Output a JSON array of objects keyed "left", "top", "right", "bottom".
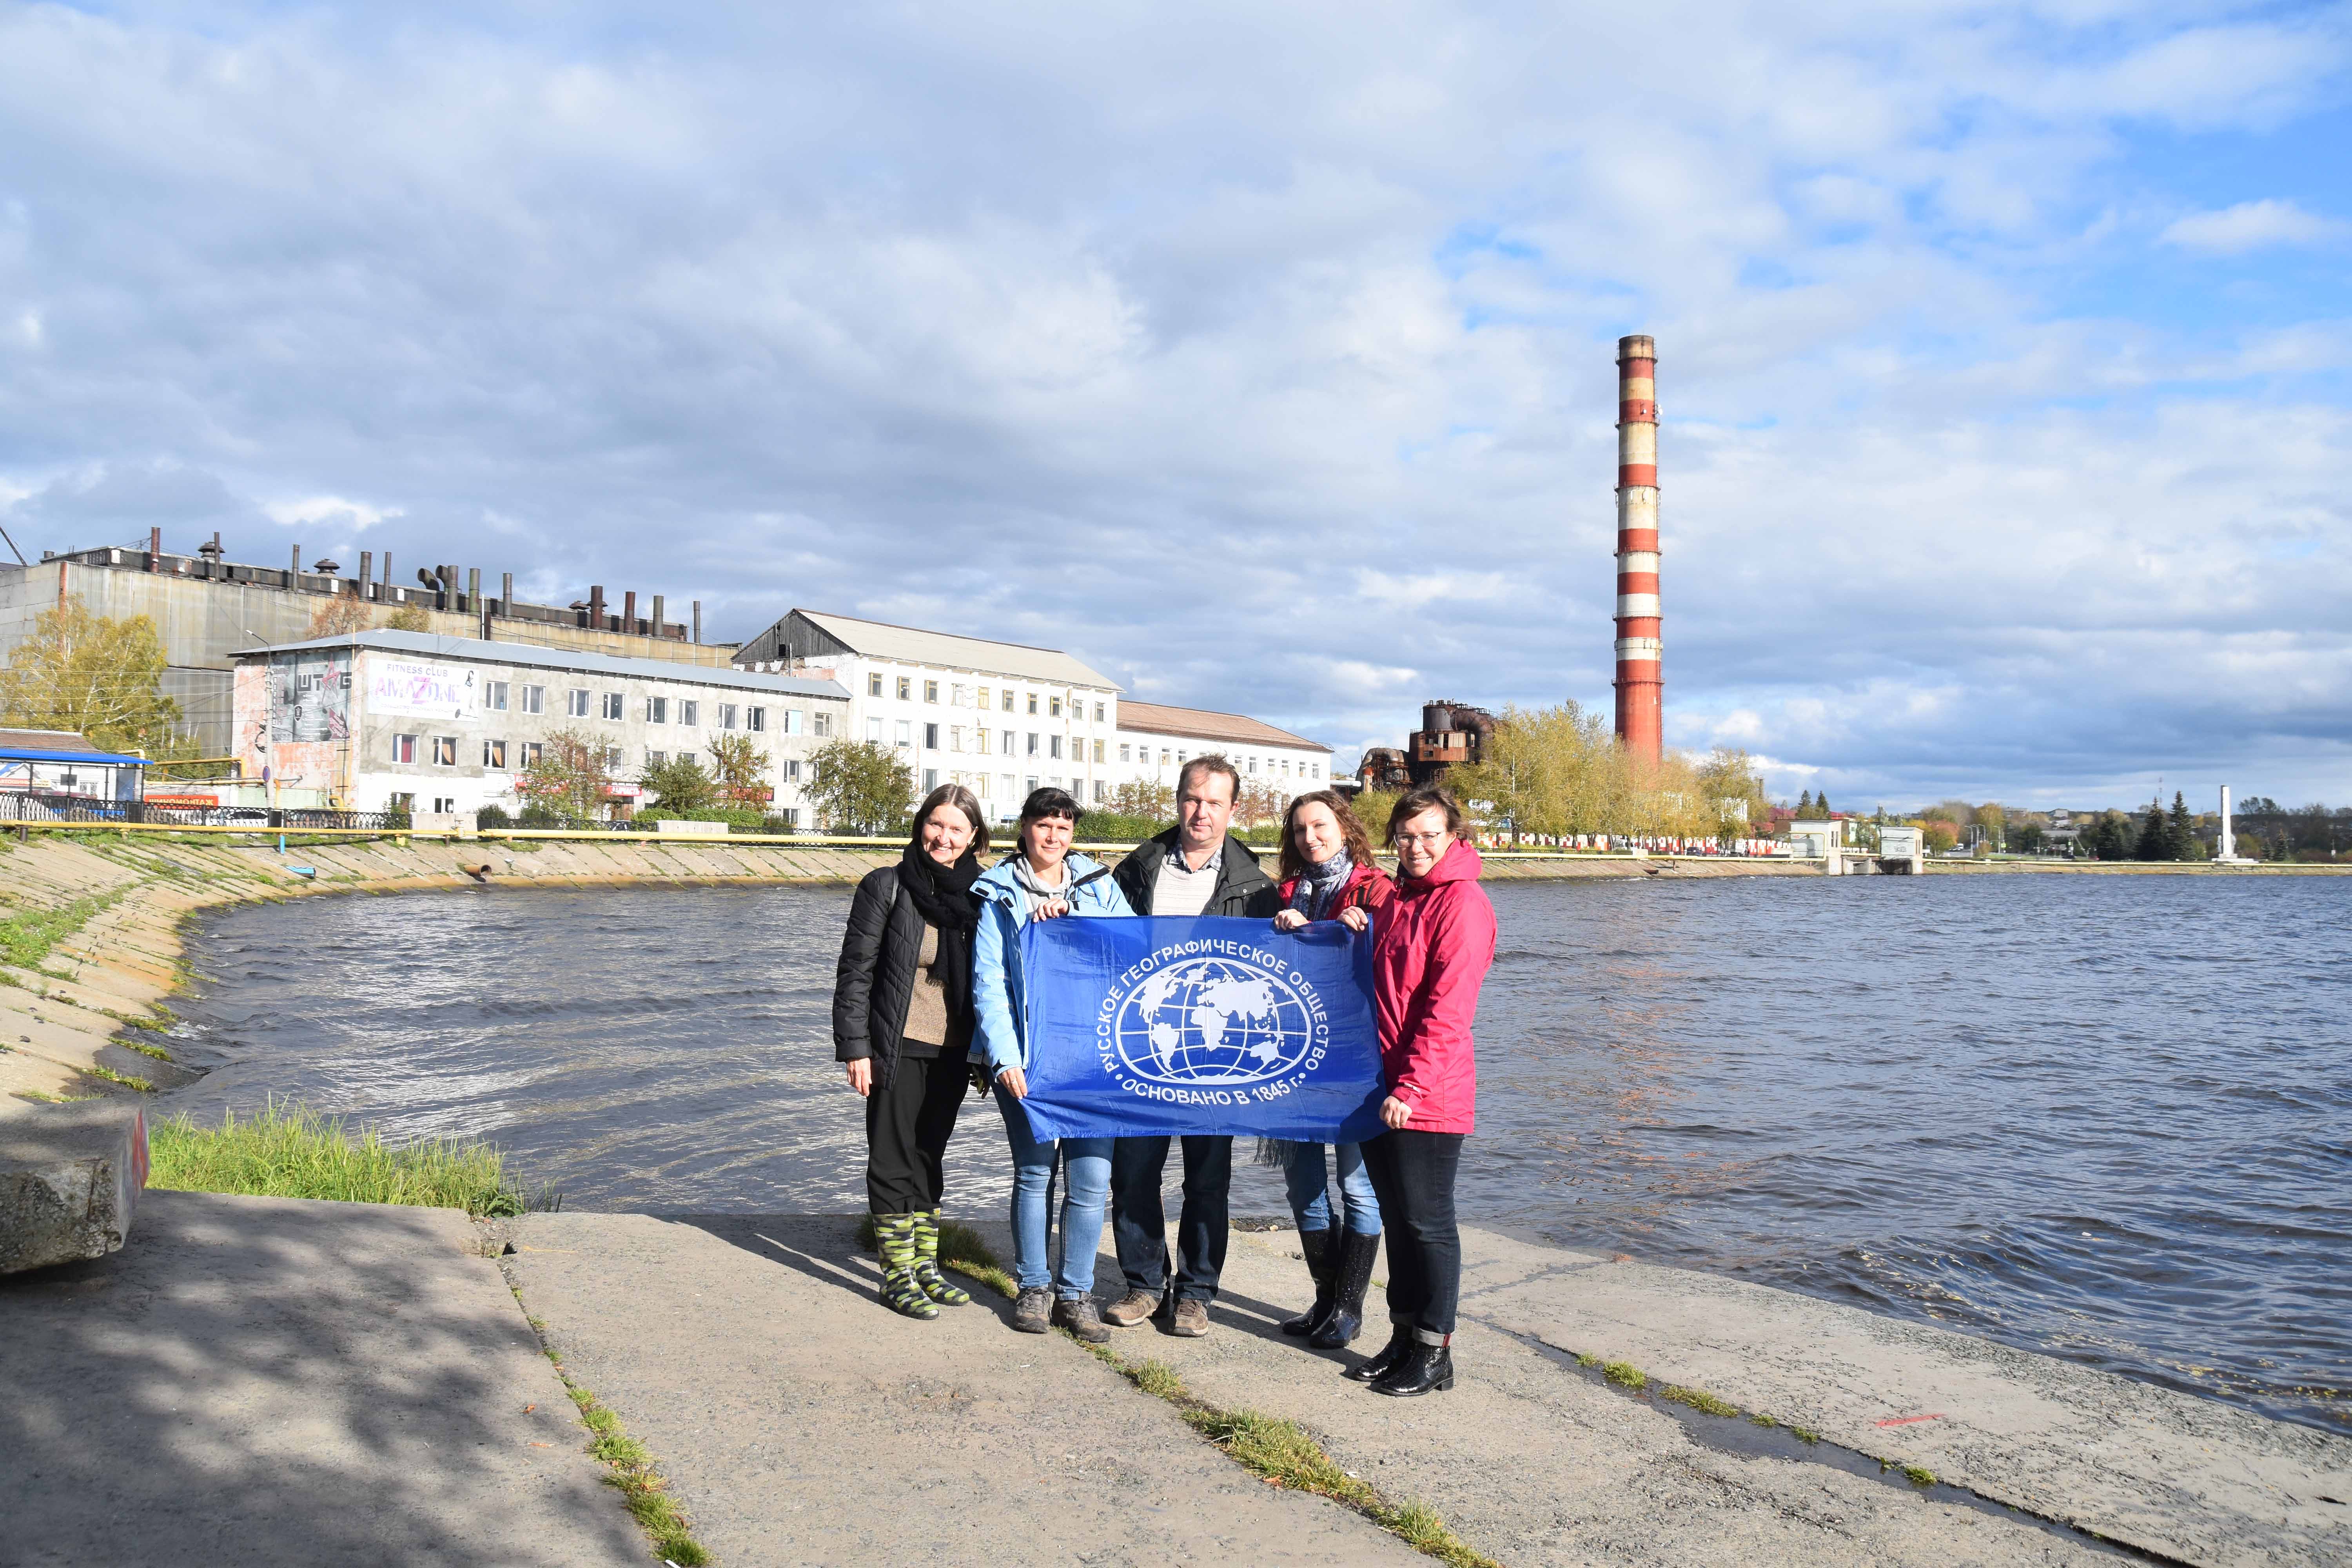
[{"left": 1103, "top": 755, "right": 1279, "bottom": 1337}]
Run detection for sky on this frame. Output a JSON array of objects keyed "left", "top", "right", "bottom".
[{"left": 0, "top": 1, "right": 2347, "bottom": 811}]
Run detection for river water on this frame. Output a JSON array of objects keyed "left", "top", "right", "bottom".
[{"left": 161, "top": 875, "right": 2349, "bottom": 1436}]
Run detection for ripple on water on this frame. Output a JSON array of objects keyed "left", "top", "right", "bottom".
[{"left": 163, "top": 875, "right": 2351, "bottom": 1436}]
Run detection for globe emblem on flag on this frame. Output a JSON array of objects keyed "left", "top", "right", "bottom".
[{"left": 1112, "top": 955, "right": 1320, "bottom": 1086}]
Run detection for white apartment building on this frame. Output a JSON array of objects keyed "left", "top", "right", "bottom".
[
  {"left": 1114, "top": 701, "right": 1333, "bottom": 803},
  {"left": 232, "top": 630, "right": 849, "bottom": 820},
  {"left": 731, "top": 609, "right": 1126, "bottom": 815}
]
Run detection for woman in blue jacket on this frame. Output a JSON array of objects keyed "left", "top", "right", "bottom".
[{"left": 973, "top": 786, "right": 1134, "bottom": 1340}]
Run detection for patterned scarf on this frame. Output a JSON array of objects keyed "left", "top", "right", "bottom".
[{"left": 1289, "top": 848, "right": 1354, "bottom": 921}]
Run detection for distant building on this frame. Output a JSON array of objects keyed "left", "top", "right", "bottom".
[
  {"left": 231, "top": 631, "right": 847, "bottom": 820},
  {"left": 0, "top": 728, "right": 149, "bottom": 815},
  {"left": 2, "top": 535, "right": 730, "bottom": 755},
  {"left": 1112, "top": 701, "right": 1332, "bottom": 804},
  {"left": 1356, "top": 701, "right": 1493, "bottom": 792}
]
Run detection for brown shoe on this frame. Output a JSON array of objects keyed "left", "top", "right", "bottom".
[
  {"left": 1167, "top": 1297, "right": 1211, "bottom": 1337},
  {"left": 1102, "top": 1289, "right": 1159, "bottom": 1329}
]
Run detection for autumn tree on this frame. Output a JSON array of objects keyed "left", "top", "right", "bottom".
[
  {"left": 305, "top": 595, "right": 374, "bottom": 638},
  {"left": 0, "top": 599, "right": 185, "bottom": 756},
  {"left": 1105, "top": 778, "right": 1175, "bottom": 820},
  {"left": 385, "top": 603, "right": 431, "bottom": 632},
  {"left": 515, "top": 728, "right": 617, "bottom": 820},
  {"left": 708, "top": 734, "right": 773, "bottom": 808},
  {"left": 641, "top": 754, "right": 719, "bottom": 814},
  {"left": 806, "top": 738, "right": 913, "bottom": 835}
]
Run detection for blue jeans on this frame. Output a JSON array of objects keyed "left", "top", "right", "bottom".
[
  {"left": 995, "top": 1082, "right": 1113, "bottom": 1299},
  {"left": 1283, "top": 1141, "right": 1381, "bottom": 1235}
]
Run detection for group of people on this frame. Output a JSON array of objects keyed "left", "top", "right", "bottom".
[{"left": 831, "top": 755, "right": 1496, "bottom": 1398}]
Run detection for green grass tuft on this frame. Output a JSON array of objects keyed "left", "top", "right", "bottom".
[
  {"left": 79, "top": 1064, "right": 154, "bottom": 1092},
  {"left": 1575, "top": 1351, "right": 1601, "bottom": 1368},
  {"left": 1793, "top": 1426, "right": 1820, "bottom": 1444},
  {"left": 121, "top": 1040, "right": 174, "bottom": 1062},
  {"left": 521, "top": 1308, "right": 714, "bottom": 1565},
  {"left": 15, "top": 1089, "right": 99, "bottom": 1103},
  {"left": 0, "top": 894, "right": 118, "bottom": 972},
  {"left": 1602, "top": 1360, "right": 1647, "bottom": 1391},
  {"left": 148, "top": 1098, "right": 556, "bottom": 1217},
  {"left": 1659, "top": 1384, "right": 1740, "bottom": 1418},
  {"left": 1902, "top": 1464, "right": 1936, "bottom": 1486},
  {"left": 1132, "top": 1359, "right": 1187, "bottom": 1399}
]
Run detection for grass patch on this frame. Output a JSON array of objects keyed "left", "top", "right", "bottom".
[
  {"left": 1792, "top": 1425, "right": 1820, "bottom": 1444},
  {"left": 15, "top": 1089, "right": 99, "bottom": 1104},
  {"left": 1074, "top": 1336, "right": 1499, "bottom": 1568},
  {"left": 1659, "top": 1383, "right": 1740, "bottom": 1419},
  {"left": 120, "top": 1040, "right": 174, "bottom": 1062},
  {"left": 149, "top": 1098, "right": 557, "bottom": 1217},
  {"left": 1602, "top": 1360, "right": 1647, "bottom": 1391},
  {"left": 0, "top": 894, "right": 118, "bottom": 973},
  {"left": 1902, "top": 1464, "right": 1936, "bottom": 1486},
  {"left": 517, "top": 1298, "right": 711, "bottom": 1566},
  {"left": 79, "top": 1063, "right": 154, "bottom": 1093}
]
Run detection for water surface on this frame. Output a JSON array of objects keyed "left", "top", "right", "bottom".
[{"left": 163, "top": 875, "right": 2351, "bottom": 1434}]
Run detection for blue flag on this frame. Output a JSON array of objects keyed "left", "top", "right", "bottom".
[{"left": 1015, "top": 915, "right": 1387, "bottom": 1142}]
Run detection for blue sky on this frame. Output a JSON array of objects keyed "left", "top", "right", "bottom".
[{"left": 1, "top": 0, "right": 2347, "bottom": 810}]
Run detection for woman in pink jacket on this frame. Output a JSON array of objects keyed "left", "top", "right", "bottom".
[{"left": 1345, "top": 786, "right": 1497, "bottom": 1398}]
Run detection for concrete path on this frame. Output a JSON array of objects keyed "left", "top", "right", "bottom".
[
  {"left": 502, "top": 1210, "right": 1422, "bottom": 1566},
  {"left": 0, "top": 1190, "right": 641, "bottom": 1568}
]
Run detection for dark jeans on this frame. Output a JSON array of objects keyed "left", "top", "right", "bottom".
[
  {"left": 1360, "top": 1130, "right": 1466, "bottom": 1341},
  {"left": 1110, "top": 1134, "right": 1232, "bottom": 1302},
  {"left": 864, "top": 1054, "right": 968, "bottom": 1214}
]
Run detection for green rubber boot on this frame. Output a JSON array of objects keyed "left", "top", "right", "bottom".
[
  {"left": 913, "top": 1210, "right": 972, "bottom": 1307},
  {"left": 875, "top": 1213, "right": 938, "bottom": 1319}
]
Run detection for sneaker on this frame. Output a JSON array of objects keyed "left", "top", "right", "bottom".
[
  {"left": 1102, "top": 1289, "right": 1160, "bottom": 1329},
  {"left": 1011, "top": 1287, "right": 1053, "bottom": 1334},
  {"left": 1052, "top": 1295, "right": 1111, "bottom": 1343},
  {"left": 1166, "top": 1297, "right": 1211, "bottom": 1338}
]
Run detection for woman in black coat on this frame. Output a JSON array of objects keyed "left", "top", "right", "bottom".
[{"left": 833, "top": 782, "right": 988, "bottom": 1319}]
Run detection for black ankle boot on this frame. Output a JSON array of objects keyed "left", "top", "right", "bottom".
[
  {"left": 1281, "top": 1229, "right": 1337, "bottom": 1336},
  {"left": 1343, "top": 1324, "right": 1411, "bottom": 1383},
  {"left": 1371, "top": 1341, "right": 1454, "bottom": 1397},
  {"left": 1310, "top": 1229, "right": 1380, "bottom": 1350}
]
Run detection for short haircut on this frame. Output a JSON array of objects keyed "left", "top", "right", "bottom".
[
  {"left": 913, "top": 783, "right": 989, "bottom": 856},
  {"left": 1277, "top": 789, "right": 1376, "bottom": 884},
  {"left": 1386, "top": 786, "right": 1467, "bottom": 847},
  {"left": 1019, "top": 786, "right": 1082, "bottom": 825},
  {"left": 1176, "top": 754, "right": 1240, "bottom": 804}
]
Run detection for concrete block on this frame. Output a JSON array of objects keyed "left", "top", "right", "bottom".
[
  {"left": 0, "top": 1103, "right": 148, "bottom": 1274},
  {"left": 408, "top": 812, "right": 474, "bottom": 837},
  {"left": 653, "top": 818, "right": 728, "bottom": 837}
]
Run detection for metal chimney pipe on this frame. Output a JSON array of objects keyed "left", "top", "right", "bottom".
[
  {"left": 501, "top": 572, "right": 513, "bottom": 614},
  {"left": 468, "top": 567, "right": 481, "bottom": 607},
  {"left": 589, "top": 585, "right": 605, "bottom": 629},
  {"left": 623, "top": 590, "right": 637, "bottom": 633},
  {"left": 359, "top": 551, "right": 372, "bottom": 595},
  {"left": 1613, "top": 334, "right": 1663, "bottom": 765},
  {"left": 651, "top": 595, "right": 665, "bottom": 638},
  {"left": 149, "top": 527, "right": 162, "bottom": 572},
  {"left": 292, "top": 543, "right": 303, "bottom": 585},
  {"left": 692, "top": 601, "right": 702, "bottom": 644}
]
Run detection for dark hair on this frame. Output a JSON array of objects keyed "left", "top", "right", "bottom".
[
  {"left": 1385, "top": 786, "right": 1467, "bottom": 847},
  {"left": 913, "top": 783, "right": 989, "bottom": 855},
  {"left": 1278, "top": 789, "right": 1376, "bottom": 883},
  {"left": 1019, "top": 786, "right": 1082, "bottom": 826},
  {"left": 1176, "top": 754, "right": 1240, "bottom": 805}
]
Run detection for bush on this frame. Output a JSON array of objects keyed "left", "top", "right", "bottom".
[
  {"left": 1072, "top": 810, "right": 1172, "bottom": 845},
  {"left": 516, "top": 802, "right": 567, "bottom": 828},
  {"left": 475, "top": 804, "right": 512, "bottom": 829}
]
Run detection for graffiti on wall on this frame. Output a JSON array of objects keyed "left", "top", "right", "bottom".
[
  {"left": 269, "top": 652, "right": 352, "bottom": 742},
  {"left": 367, "top": 659, "right": 479, "bottom": 724}
]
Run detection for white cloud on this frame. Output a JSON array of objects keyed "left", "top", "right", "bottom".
[
  {"left": 263, "top": 496, "right": 402, "bottom": 532},
  {"left": 2158, "top": 199, "right": 2348, "bottom": 254}
]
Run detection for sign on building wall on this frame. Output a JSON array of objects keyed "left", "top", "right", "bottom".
[
  {"left": 367, "top": 659, "right": 478, "bottom": 723},
  {"left": 269, "top": 652, "right": 352, "bottom": 742}
]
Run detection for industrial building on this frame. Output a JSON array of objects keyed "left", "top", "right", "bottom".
[
  {"left": 1358, "top": 701, "right": 1494, "bottom": 791},
  {"left": 230, "top": 631, "right": 848, "bottom": 821},
  {"left": 1, "top": 534, "right": 732, "bottom": 755}
]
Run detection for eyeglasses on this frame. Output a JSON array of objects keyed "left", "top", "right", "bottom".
[{"left": 1395, "top": 831, "right": 1450, "bottom": 848}]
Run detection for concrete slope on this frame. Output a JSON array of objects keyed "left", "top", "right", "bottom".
[
  {"left": 0, "top": 1190, "right": 642, "bottom": 1568},
  {"left": 504, "top": 1210, "right": 1424, "bottom": 1567}
]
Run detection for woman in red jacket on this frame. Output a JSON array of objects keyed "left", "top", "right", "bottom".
[{"left": 1346, "top": 785, "right": 1497, "bottom": 1397}]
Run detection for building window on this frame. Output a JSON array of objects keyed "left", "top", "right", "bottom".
[
  {"left": 1027, "top": 692, "right": 1038, "bottom": 715},
  {"left": 869, "top": 673, "right": 884, "bottom": 697},
  {"left": 924, "top": 768, "right": 940, "bottom": 789},
  {"left": 718, "top": 703, "right": 739, "bottom": 730},
  {"left": 647, "top": 750, "right": 667, "bottom": 769},
  {"left": 431, "top": 796, "right": 456, "bottom": 814},
  {"left": 432, "top": 737, "right": 457, "bottom": 767},
  {"left": 777, "top": 807, "right": 799, "bottom": 828},
  {"left": 811, "top": 713, "right": 830, "bottom": 737},
  {"left": 1000, "top": 730, "right": 1013, "bottom": 756},
  {"left": 682, "top": 701, "right": 700, "bottom": 727},
  {"left": 1026, "top": 732, "right": 1038, "bottom": 756},
  {"left": 1049, "top": 695, "right": 1062, "bottom": 719},
  {"left": 1093, "top": 780, "right": 1106, "bottom": 803},
  {"left": 391, "top": 734, "right": 417, "bottom": 764},
  {"left": 568, "top": 689, "right": 591, "bottom": 717},
  {"left": 1119, "top": 744, "right": 1131, "bottom": 763},
  {"left": 867, "top": 718, "right": 884, "bottom": 743},
  {"left": 648, "top": 696, "right": 668, "bottom": 724},
  {"left": 1049, "top": 735, "right": 1062, "bottom": 760},
  {"left": 949, "top": 725, "right": 963, "bottom": 753},
  {"left": 895, "top": 720, "right": 912, "bottom": 748},
  {"left": 521, "top": 684, "right": 545, "bottom": 715},
  {"left": 1001, "top": 689, "right": 1014, "bottom": 712},
  {"left": 1248, "top": 756, "right": 1259, "bottom": 773},
  {"left": 520, "top": 742, "right": 543, "bottom": 768},
  {"left": 1310, "top": 763, "right": 1320, "bottom": 779},
  {"left": 748, "top": 706, "right": 767, "bottom": 732},
  {"left": 782, "top": 759, "right": 802, "bottom": 782},
  {"left": 925, "top": 722, "right": 940, "bottom": 750},
  {"left": 601, "top": 691, "right": 625, "bottom": 720},
  {"left": 976, "top": 686, "right": 990, "bottom": 708},
  {"left": 677, "top": 751, "right": 697, "bottom": 770},
  {"left": 952, "top": 684, "right": 968, "bottom": 706},
  {"left": 1095, "top": 701, "right": 1107, "bottom": 723},
  {"left": 604, "top": 746, "right": 624, "bottom": 771},
  {"left": 483, "top": 739, "right": 507, "bottom": 769},
  {"left": 897, "top": 677, "right": 911, "bottom": 701},
  {"left": 485, "top": 681, "right": 509, "bottom": 711},
  {"left": 924, "top": 680, "right": 939, "bottom": 703},
  {"left": 786, "top": 709, "right": 805, "bottom": 735},
  {"left": 1025, "top": 775, "right": 1038, "bottom": 794}
]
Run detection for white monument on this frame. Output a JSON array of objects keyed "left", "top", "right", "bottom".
[{"left": 2215, "top": 786, "right": 2252, "bottom": 863}]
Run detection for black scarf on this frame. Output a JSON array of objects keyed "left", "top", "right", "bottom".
[{"left": 898, "top": 837, "right": 981, "bottom": 1028}]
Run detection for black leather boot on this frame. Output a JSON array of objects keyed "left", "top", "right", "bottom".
[
  {"left": 1343, "top": 1323, "right": 1412, "bottom": 1383},
  {"left": 1371, "top": 1340, "right": 1454, "bottom": 1397},
  {"left": 1280, "top": 1229, "right": 1337, "bottom": 1337},
  {"left": 1310, "top": 1229, "right": 1381, "bottom": 1349}
]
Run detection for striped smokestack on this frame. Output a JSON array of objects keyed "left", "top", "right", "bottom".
[{"left": 1613, "top": 334, "right": 1662, "bottom": 764}]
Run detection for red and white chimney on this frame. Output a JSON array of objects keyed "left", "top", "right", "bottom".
[{"left": 1613, "top": 334, "right": 1662, "bottom": 764}]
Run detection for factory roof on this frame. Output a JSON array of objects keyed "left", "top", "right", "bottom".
[
  {"left": 236, "top": 631, "right": 850, "bottom": 700},
  {"left": 0, "top": 728, "right": 151, "bottom": 766},
  {"left": 764, "top": 610, "right": 1122, "bottom": 691},
  {"left": 1116, "top": 701, "right": 1330, "bottom": 754}
]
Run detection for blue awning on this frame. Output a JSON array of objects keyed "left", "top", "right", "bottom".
[{"left": 0, "top": 748, "right": 151, "bottom": 767}]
